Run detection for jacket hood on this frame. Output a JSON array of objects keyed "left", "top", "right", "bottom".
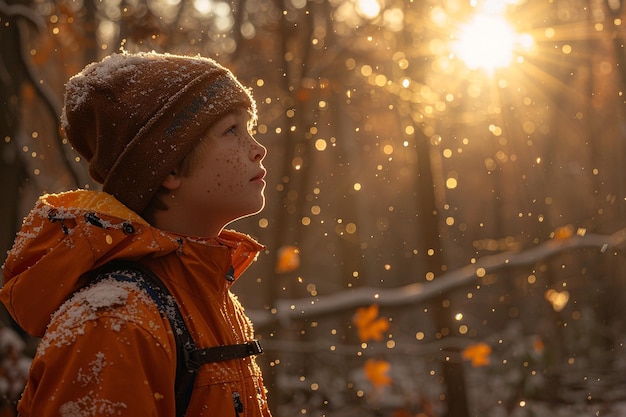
[{"left": 1, "top": 190, "right": 264, "bottom": 337}]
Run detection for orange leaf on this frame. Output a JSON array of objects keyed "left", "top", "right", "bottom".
[
  {"left": 275, "top": 245, "right": 300, "bottom": 273},
  {"left": 353, "top": 304, "right": 389, "bottom": 342},
  {"left": 533, "top": 336, "right": 545, "bottom": 353},
  {"left": 296, "top": 87, "right": 311, "bottom": 102},
  {"left": 553, "top": 225, "right": 574, "bottom": 240},
  {"left": 364, "top": 358, "right": 392, "bottom": 388},
  {"left": 462, "top": 342, "right": 492, "bottom": 367}
]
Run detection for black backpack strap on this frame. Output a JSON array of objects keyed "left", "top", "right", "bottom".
[
  {"left": 93, "top": 261, "right": 197, "bottom": 417},
  {"left": 91, "top": 260, "right": 263, "bottom": 417},
  {"left": 187, "top": 340, "right": 264, "bottom": 368}
]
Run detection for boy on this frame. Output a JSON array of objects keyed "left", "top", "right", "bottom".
[{"left": 0, "top": 51, "right": 272, "bottom": 416}]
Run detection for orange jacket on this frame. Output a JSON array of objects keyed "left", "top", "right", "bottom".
[{"left": 1, "top": 190, "right": 272, "bottom": 417}]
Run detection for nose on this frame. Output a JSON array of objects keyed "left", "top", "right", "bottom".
[{"left": 250, "top": 136, "right": 267, "bottom": 162}]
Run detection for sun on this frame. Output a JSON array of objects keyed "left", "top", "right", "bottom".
[{"left": 452, "top": 13, "right": 534, "bottom": 74}]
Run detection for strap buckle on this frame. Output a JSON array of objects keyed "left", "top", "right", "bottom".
[{"left": 183, "top": 346, "right": 201, "bottom": 372}]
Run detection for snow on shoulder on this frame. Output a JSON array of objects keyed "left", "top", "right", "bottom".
[{"left": 37, "top": 277, "right": 160, "bottom": 357}]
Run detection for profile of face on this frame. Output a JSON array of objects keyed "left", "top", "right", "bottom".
[{"left": 162, "top": 108, "right": 267, "bottom": 235}]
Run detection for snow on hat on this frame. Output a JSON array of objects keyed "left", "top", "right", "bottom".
[{"left": 61, "top": 51, "right": 256, "bottom": 214}]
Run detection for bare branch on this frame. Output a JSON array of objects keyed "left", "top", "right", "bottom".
[{"left": 248, "top": 228, "right": 626, "bottom": 328}]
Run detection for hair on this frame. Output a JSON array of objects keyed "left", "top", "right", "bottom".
[{"left": 140, "top": 138, "right": 208, "bottom": 225}]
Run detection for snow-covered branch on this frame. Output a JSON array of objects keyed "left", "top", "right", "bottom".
[{"left": 248, "top": 228, "right": 626, "bottom": 328}]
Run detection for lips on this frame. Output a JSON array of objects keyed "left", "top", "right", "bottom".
[{"left": 250, "top": 169, "right": 266, "bottom": 182}]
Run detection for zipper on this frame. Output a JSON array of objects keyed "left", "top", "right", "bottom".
[
  {"left": 233, "top": 391, "right": 244, "bottom": 416},
  {"left": 222, "top": 267, "right": 242, "bottom": 345}
]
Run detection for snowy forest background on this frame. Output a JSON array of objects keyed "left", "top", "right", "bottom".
[{"left": 2, "top": 0, "right": 626, "bottom": 416}]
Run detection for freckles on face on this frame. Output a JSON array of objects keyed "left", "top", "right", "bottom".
[{"left": 205, "top": 147, "right": 248, "bottom": 194}]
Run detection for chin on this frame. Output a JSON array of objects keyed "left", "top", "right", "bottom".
[
  {"left": 248, "top": 203, "right": 266, "bottom": 217},
  {"left": 250, "top": 196, "right": 266, "bottom": 215},
  {"left": 232, "top": 202, "right": 266, "bottom": 223}
]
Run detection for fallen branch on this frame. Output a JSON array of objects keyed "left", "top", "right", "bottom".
[{"left": 247, "top": 228, "right": 626, "bottom": 328}]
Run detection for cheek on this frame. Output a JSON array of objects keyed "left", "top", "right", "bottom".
[{"left": 208, "top": 151, "right": 247, "bottom": 191}]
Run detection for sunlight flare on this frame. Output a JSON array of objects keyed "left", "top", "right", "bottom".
[
  {"left": 356, "top": 0, "right": 381, "bottom": 19},
  {"left": 452, "top": 13, "right": 534, "bottom": 73}
]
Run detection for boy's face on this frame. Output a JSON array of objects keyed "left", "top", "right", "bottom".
[{"left": 173, "top": 108, "right": 267, "bottom": 230}]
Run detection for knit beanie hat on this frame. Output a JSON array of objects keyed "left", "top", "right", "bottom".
[{"left": 61, "top": 51, "right": 256, "bottom": 214}]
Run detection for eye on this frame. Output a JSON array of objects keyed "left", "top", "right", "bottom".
[{"left": 225, "top": 125, "right": 238, "bottom": 136}]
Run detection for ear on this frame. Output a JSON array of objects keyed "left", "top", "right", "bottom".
[{"left": 161, "top": 171, "right": 182, "bottom": 191}]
